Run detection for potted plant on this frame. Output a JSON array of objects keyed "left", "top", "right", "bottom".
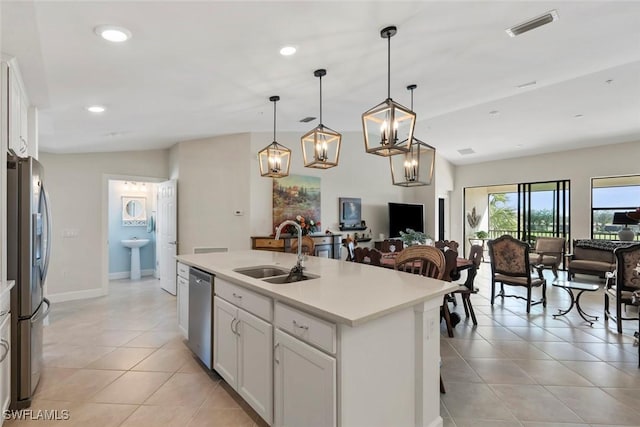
[
  {"left": 475, "top": 230, "right": 488, "bottom": 239},
  {"left": 398, "top": 228, "right": 432, "bottom": 247},
  {"left": 476, "top": 230, "right": 489, "bottom": 239}
]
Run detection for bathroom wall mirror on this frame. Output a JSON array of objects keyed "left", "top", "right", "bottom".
[{"left": 122, "top": 196, "right": 147, "bottom": 226}]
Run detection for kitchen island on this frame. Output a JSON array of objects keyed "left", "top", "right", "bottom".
[{"left": 177, "top": 250, "right": 456, "bottom": 427}]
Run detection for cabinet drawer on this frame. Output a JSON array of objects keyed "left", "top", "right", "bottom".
[
  {"left": 177, "top": 262, "right": 189, "bottom": 279},
  {"left": 313, "top": 236, "right": 333, "bottom": 245},
  {"left": 216, "top": 279, "right": 272, "bottom": 322},
  {"left": 253, "top": 239, "right": 284, "bottom": 250},
  {"left": 275, "top": 303, "right": 336, "bottom": 354},
  {"left": 177, "top": 275, "right": 188, "bottom": 288}
]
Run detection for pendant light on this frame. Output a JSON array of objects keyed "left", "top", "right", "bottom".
[
  {"left": 258, "top": 96, "right": 291, "bottom": 178},
  {"left": 390, "top": 85, "right": 436, "bottom": 186},
  {"left": 362, "top": 25, "right": 416, "bottom": 157},
  {"left": 301, "top": 69, "right": 342, "bottom": 169}
]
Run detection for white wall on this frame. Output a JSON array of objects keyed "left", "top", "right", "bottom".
[
  {"left": 410, "top": 153, "right": 455, "bottom": 241},
  {"left": 174, "top": 133, "right": 252, "bottom": 255},
  {"left": 451, "top": 139, "right": 640, "bottom": 247},
  {"left": 39, "top": 150, "right": 168, "bottom": 301}
]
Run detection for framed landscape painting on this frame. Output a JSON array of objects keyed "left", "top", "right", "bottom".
[{"left": 273, "top": 175, "right": 321, "bottom": 233}]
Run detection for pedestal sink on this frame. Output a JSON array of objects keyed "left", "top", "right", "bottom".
[{"left": 121, "top": 239, "right": 150, "bottom": 280}]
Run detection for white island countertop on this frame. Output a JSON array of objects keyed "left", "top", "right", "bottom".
[
  {"left": 177, "top": 250, "right": 457, "bottom": 326},
  {"left": 0, "top": 280, "right": 15, "bottom": 300}
]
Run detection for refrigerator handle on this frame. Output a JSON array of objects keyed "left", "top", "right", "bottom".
[
  {"left": 41, "top": 184, "right": 53, "bottom": 282},
  {"left": 31, "top": 298, "right": 51, "bottom": 324}
]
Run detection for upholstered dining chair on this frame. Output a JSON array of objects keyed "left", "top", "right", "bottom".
[
  {"left": 488, "top": 235, "right": 547, "bottom": 313},
  {"left": 393, "top": 245, "right": 448, "bottom": 393},
  {"left": 290, "top": 235, "right": 315, "bottom": 256},
  {"left": 605, "top": 243, "right": 640, "bottom": 333},
  {"left": 528, "top": 237, "right": 566, "bottom": 278}
]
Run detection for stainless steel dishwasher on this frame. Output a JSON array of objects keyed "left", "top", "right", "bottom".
[{"left": 187, "top": 267, "right": 213, "bottom": 369}]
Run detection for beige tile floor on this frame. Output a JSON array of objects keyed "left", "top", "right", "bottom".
[{"left": 5, "top": 266, "right": 640, "bottom": 427}]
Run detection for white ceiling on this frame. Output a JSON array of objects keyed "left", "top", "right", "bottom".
[{"left": 2, "top": 1, "right": 639, "bottom": 165}]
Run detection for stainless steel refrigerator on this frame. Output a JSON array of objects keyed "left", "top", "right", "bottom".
[{"left": 7, "top": 155, "right": 51, "bottom": 409}]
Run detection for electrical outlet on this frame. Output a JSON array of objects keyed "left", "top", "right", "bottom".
[{"left": 234, "top": 210, "right": 244, "bottom": 216}]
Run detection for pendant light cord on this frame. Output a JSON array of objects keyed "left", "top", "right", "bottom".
[
  {"left": 387, "top": 30, "right": 391, "bottom": 100},
  {"left": 273, "top": 99, "right": 277, "bottom": 142},
  {"left": 410, "top": 87, "right": 414, "bottom": 109},
  {"left": 319, "top": 74, "right": 323, "bottom": 125}
]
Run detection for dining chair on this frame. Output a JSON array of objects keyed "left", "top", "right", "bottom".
[
  {"left": 488, "top": 235, "right": 547, "bottom": 313},
  {"left": 290, "top": 235, "right": 315, "bottom": 256},
  {"left": 394, "top": 245, "right": 449, "bottom": 393},
  {"left": 605, "top": 243, "right": 640, "bottom": 333},
  {"left": 528, "top": 237, "right": 566, "bottom": 278},
  {"left": 394, "top": 246, "right": 456, "bottom": 337},
  {"left": 448, "top": 244, "right": 483, "bottom": 325}
]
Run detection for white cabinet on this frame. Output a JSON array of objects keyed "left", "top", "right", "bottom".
[
  {"left": 0, "top": 312, "right": 11, "bottom": 420},
  {"left": 214, "top": 279, "right": 273, "bottom": 425},
  {"left": 177, "top": 262, "right": 189, "bottom": 339},
  {"left": 274, "top": 328, "right": 336, "bottom": 427},
  {"left": 7, "top": 64, "right": 28, "bottom": 158}
]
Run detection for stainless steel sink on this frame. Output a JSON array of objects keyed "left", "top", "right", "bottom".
[
  {"left": 262, "top": 273, "right": 319, "bottom": 284},
  {"left": 233, "top": 266, "right": 290, "bottom": 279}
]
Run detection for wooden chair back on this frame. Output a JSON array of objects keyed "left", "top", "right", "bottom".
[
  {"left": 394, "top": 246, "right": 445, "bottom": 279},
  {"left": 379, "top": 239, "right": 404, "bottom": 253},
  {"left": 290, "top": 235, "right": 315, "bottom": 256},
  {"left": 435, "top": 240, "right": 460, "bottom": 252}
]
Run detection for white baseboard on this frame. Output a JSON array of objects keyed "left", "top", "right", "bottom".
[
  {"left": 47, "top": 288, "right": 106, "bottom": 303},
  {"left": 109, "top": 269, "right": 155, "bottom": 280}
]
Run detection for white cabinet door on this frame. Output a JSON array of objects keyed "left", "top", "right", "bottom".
[
  {"left": 0, "top": 314, "right": 11, "bottom": 417},
  {"left": 274, "top": 329, "right": 336, "bottom": 427},
  {"left": 177, "top": 275, "right": 189, "bottom": 338},
  {"left": 237, "top": 309, "right": 273, "bottom": 425},
  {"left": 213, "top": 296, "right": 238, "bottom": 389},
  {"left": 7, "top": 68, "right": 27, "bottom": 157}
]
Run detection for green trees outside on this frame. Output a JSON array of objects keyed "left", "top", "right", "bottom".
[{"left": 488, "top": 193, "right": 516, "bottom": 233}]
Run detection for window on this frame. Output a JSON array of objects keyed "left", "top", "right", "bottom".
[{"left": 592, "top": 175, "right": 640, "bottom": 240}]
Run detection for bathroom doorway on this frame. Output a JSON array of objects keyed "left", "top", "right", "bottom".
[{"left": 102, "top": 174, "right": 166, "bottom": 295}]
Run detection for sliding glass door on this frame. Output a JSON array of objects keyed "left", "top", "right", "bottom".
[{"left": 517, "top": 180, "right": 570, "bottom": 245}]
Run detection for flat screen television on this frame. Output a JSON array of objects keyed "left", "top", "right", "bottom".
[{"left": 388, "top": 202, "right": 424, "bottom": 238}]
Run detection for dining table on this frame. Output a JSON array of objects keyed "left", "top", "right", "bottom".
[{"left": 378, "top": 251, "right": 474, "bottom": 277}]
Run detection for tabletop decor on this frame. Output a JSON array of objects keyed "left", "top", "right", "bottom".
[
  {"left": 398, "top": 228, "right": 432, "bottom": 247},
  {"left": 281, "top": 215, "right": 321, "bottom": 236}
]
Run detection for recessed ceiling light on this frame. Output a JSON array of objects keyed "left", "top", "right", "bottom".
[
  {"left": 517, "top": 81, "right": 537, "bottom": 89},
  {"left": 506, "top": 10, "right": 559, "bottom": 37},
  {"left": 489, "top": 110, "right": 500, "bottom": 117},
  {"left": 574, "top": 114, "right": 584, "bottom": 119},
  {"left": 458, "top": 148, "right": 475, "bottom": 156},
  {"left": 94, "top": 25, "right": 132, "bottom": 42},
  {"left": 279, "top": 46, "right": 297, "bottom": 56},
  {"left": 87, "top": 105, "right": 106, "bottom": 113},
  {"left": 605, "top": 79, "right": 614, "bottom": 84}
]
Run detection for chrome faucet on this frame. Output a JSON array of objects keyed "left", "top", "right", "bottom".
[{"left": 275, "top": 220, "right": 304, "bottom": 278}]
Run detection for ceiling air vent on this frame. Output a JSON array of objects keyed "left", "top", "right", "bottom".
[
  {"left": 458, "top": 148, "right": 475, "bottom": 156},
  {"left": 299, "top": 116, "right": 316, "bottom": 123},
  {"left": 506, "top": 10, "right": 558, "bottom": 37}
]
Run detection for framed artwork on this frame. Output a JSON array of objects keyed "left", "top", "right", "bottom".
[
  {"left": 339, "top": 197, "right": 361, "bottom": 227},
  {"left": 273, "top": 174, "right": 321, "bottom": 232}
]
